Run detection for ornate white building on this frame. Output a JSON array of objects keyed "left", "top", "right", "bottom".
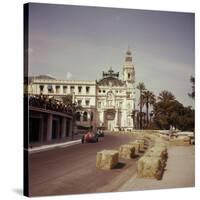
[{"left": 28, "top": 49, "right": 136, "bottom": 131}]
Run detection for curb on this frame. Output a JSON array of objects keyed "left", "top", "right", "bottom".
[{"left": 28, "top": 139, "right": 81, "bottom": 154}]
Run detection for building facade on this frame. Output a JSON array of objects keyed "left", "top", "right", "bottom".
[{"left": 29, "top": 49, "right": 136, "bottom": 132}]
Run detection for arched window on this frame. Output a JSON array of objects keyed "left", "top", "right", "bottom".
[
  {"left": 83, "top": 112, "right": 88, "bottom": 121},
  {"left": 76, "top": 112, "right": 81, "bottom": 121}
]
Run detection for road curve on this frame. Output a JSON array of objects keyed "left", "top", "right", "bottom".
[{"left": 29, "top": 134, "right": 139, "bottom": 197}]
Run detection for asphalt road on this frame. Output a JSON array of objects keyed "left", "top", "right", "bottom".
[{"left": 29, "top": 134, "right": 141, "bottom": 197}]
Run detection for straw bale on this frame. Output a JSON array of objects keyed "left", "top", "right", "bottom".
[
  {"left": 143, "top": 134, "right": 157, "bottom": 141},
  {"left": 170, "top": 136, "right": 191, "bottom": 146},
  {"left": 160, "top": 135, "right": 169, "bottom": 141},
  {"left": 137, "top": 156, "right": 163, "bottom": 180},
  {"left": 147, "top": 145, "right": 167, "bottom": 157},
  {"left": 136, "top": 139, "right": 145, "bottom": 151},
  {"left": 119, "top": 144, "right": 135, "bottom": 159},
  {"left": 96, "top": 150, "right": 119, "bottom": 170},
  {"left": 144, "top": 146, "right": 168, "bottom": 168},
  {"left": 154, "top": 142, "right": 167, "bottom": 150},
  {"left": 129, "top": 141, "right": 140, "bottom": 154},
  {"left": 152, "top": 132, "right": 161, "bottom": 137}
]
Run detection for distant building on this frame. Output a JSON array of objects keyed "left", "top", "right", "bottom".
[{"left": 29, "top": 49, "right": 136, "bottom": 132}]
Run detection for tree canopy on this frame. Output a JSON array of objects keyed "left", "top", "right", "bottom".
[
  {"left": 153, "top": 91, "right": 194, "bottom": 131},
  {"left": 188, "top": 76, "right": 195, "bottom": 99}
]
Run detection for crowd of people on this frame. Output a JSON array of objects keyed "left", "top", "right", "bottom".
[{"left": 29, "top": 94, "right": 74, "bottom": 114}]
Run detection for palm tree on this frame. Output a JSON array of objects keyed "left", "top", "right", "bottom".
[
  {"left": 142, "top": 90, "right": 156, "bottom": 127},
  {"left": 137, "top": 82, "right": 146, "bottom": 129},
  {"left": 131, "top": 109, "right": 138, "bottom": 129},
  {"left": 158, "top": 90, "right": 175, "bottom": 102}
]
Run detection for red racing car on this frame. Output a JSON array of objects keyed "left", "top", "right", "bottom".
[{"left": 81, "top": 131, "right": 98, "bottom": 143}]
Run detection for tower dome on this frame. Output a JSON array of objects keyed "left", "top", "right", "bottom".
[{"left": 126, "top": 48, "right": 132, "bottom": 55}]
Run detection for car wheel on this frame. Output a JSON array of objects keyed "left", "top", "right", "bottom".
[{"left": 81, "top": 136, "right": 84, "bottom": 144}]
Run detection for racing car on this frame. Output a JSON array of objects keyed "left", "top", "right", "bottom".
[{"left": 81, "top": 131, "right": 98, "bottom": 143}]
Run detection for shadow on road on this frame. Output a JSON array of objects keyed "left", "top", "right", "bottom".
[
  {"left": 139, "top": 150, "right": 145, "bottom": 153},
  {"left": 132, "top": 154, "right": 140, "bottom": 158},
  {"left": 113, "top": 162, "right": 126, "bottom": 169}
]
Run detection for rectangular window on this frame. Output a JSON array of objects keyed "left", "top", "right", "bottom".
[
  {"left": 56, "top": 85, "right": 60, "bottom": 94},
  {"left": 86, "top": 86, "right": 90, "bottom": 93},
  {"left": 47, "top": 85, "right": 53, "bottom": 93},
  {"left": 77, "top": 100, "right": 82, "bottom": 106},
  {"left": 78, "top": 86, "right": 82, "bottom": 93},
  {"left": 39, "top": 85, "right": 44, "bottom": 93},
  {"left": 70, "top": 86, "right": 75, "bottom": 93},
  {"left": 98, "top": 102, "right": 101, "bottom": 108},
  {"left": 85, "top": 100, "right": 90, "bottom": 106},
  {"left": 127, "top": 92, "right": 131, "bottom": 98},
  {"left": 63, "top": 86, "right": 67, "bottom": 93}
]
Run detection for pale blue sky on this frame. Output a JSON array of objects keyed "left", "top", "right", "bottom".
[{"left": 28, "top": 3, "right": 195, "bottom": 107}]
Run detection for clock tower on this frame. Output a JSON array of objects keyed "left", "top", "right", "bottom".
[{"left": 123, "top": 48, "right": 135, "bottom": 85}]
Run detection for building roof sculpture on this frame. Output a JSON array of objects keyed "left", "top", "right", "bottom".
[{"left": 97, "top": 67, "right": 125, "bottom": 86}]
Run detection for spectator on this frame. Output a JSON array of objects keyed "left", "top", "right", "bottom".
[{"left": 29, "top": 94, "right": 74, "bottom": 114}]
